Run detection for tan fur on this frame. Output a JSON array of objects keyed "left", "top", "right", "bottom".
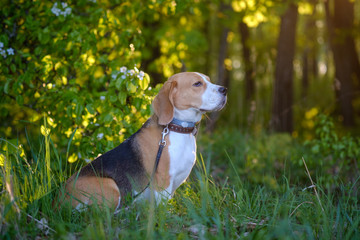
[
  {"left": 64, "top": 176, "right": 120, "bottom": 209},
  {"left": 135, "top": 115, "right": 171, "bottom": 191},
  {"left": 169, "top": 72, "right": 207, "bottom": 110},
  {"left": 152, "top": 72, "right": 209, "bottom": 125},
  {"left": 152, "top": 81, "right": 177, "bottom": 125}
]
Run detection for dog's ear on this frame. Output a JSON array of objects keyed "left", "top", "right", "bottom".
[{"left": 152, "top": 80, "right": 177, "bottom": 125}]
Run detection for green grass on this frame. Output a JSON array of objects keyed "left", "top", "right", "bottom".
[{"left": 0, "top": 128, "right": 359, "bottom": 239}]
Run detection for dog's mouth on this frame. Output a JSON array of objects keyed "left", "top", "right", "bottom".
[
  {"left": 216, "top": 97, "right": 227, "bottom": 111},
  {"left": 200, "top": 97, "right": 227, "bottom": 112}
]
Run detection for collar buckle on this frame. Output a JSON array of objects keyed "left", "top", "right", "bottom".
[{"left": 159, "top": 125, "right": 170, "bottom": 146}]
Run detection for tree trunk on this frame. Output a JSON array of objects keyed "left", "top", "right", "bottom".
[
  {"left": 205, "top": 4, "right": 218, "bottom": 80},
  {"left": 239, "top": 21, "right": 255, "bottom": 101},
  {"left": 325, "top": 0, "right": 359, "bottom": 126},
  {"left": 302, "top": 1, "right": 317, "bottom": 99},
  {"left": 205, "top": 26, "right": 230, "bottom": 132},
  {"left": 302, "top": 49, "right": 309, "bottom": 99},
  {"left": 271, "top": 3, "right": 298, "bottom": 133},
  {"left": 205, "top": 3, "right": 231, "bottom": 132}
]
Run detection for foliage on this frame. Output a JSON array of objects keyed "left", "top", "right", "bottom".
[
  {"left": 305, "top": 114, "right": 360, "bottom": 182},
  {"left": 0, "top": 0, "right": 160, "bottom": 163},
  {"left": 198, "top": 129, "right": 306, "bottom": 189},
  {"left": 0, "top": 0, "right": 214, "bottom": 164}
]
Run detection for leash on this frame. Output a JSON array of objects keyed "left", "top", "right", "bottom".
[
  {"left": 114, "top": 120, "right": 199, "bottom": 213},
  {"left": 131, "top": 119, "right": 198, "bottom": 201},
  {"left": 132, "top": 125, "right": 170, "bottom": 199}
]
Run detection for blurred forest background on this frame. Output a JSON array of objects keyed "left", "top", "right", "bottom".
[
  {"left": 1, "top": 0, "right": 360, "bottom": 238},
  {"left": 1, "top": 0, "right": 360, "bottom": 183}
]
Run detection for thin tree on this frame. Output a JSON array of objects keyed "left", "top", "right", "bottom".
[
  {"left": 271, "top": 3, "right": 298, "bottom": 133},
  {"left": 325, "top": 0, "right": 360, "bottom": 126},
  {"left": 302, "top": 0, "right": 318, "bottom": 99},
  {"left": 206, "top": 3, "right": 231, "bottom": 132},
  {"left": 239, "top": 21, "right": 255, "bottom": 102}
]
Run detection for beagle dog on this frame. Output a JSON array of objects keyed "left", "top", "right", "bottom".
[{"left": 63, "top": 72, "right": 227, "bottom": 211}]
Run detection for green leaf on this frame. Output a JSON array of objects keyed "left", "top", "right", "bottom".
[
  {"left": 134, "top": 98, "right": 142, "bottom": 110},
  {"left": 311, "top": 145, "right": 319, "bottom": 154},
  {"left": 104, "top": 113, "right": 113, "bottom": 123},
  {"left": 110, "top": 95, "right": 117, "bottom": 103},
  {"left": 139, "top": 73, "right": 150, "bottom": 90},
  {"left": 126, "top": 81, "right": 137, "bottom": 93},
  {"left": 75, "top": 103, "right": 84, "bottom": 116},
  {"left": 86, "top": 103, "right": 95, "bottom": 114},
  {"left": 115, "top": 78, "right": 124, "bottom": 90},
  {"left": 16, "top": 95, "right": 24, "bottom": 105},
  {"left": 118, "top": 92, "right": 127, "bottom": 105},
  {"left": 4, "top": 81, "right": 10, "bottom": 94},
  {"left": 35, "top": 47, "right": 42, "bottom": 56},
  {"left": 10, "top": 64, "right": 16, "bottom": 73}
]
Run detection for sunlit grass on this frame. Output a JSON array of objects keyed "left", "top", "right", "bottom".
[{"left": 0, "top": 128, "right": 359, "bottom": 239}]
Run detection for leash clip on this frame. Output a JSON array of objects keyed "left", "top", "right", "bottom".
[{"left": 159, "top": 125, "right": 169, "bottom": 146}]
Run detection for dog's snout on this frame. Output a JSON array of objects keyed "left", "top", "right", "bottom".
[{"left": 218, "top": 87, "right": 227, "bottom": 96}]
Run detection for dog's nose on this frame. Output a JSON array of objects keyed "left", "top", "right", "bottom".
[{"left": 218, "top": 87, "right": 227, "bottom": 96}]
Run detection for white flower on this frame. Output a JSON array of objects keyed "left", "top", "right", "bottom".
[
  {"left": 128, "top": 69, "right": 135, "bottom": 76},
  {"left": 78, "top": 152, "right": 82, "bottom": 158},
  {"left": 100, "top": 96, "right": 105, "bottom": 100},
  {"left": 0, "top": 49, "right": 6, "bottom": 58},
  {"left": 137, "top": 71, "right": 145, "bottom": 80},
  {"left": 6, "top": 48, "right": 14, "bottom": 55},
  {"left": 0, "top": 42, "right": 3, "bottom": 49},
  {"left": 97, "top": 133, "right": 104, "bottom": 139},
  {"left": 64, "top": 7, "right": 71, "bottom": 15},
  {"left": 84, "top": 158, "right": 91, "bottom": 163},
  {"left": 51, "top": 3, "right": 60, "bottom": 16},
  {"left": 94, "top": 123, "right": 100, "bottom": 126},
  {"left": 120, "top": 66, "right": 127, "bottom": 73},
  {"left": 51, "top": 2, "right": 72, "bottom": 17},
  {"left": 121, "top": 75, "right": 126, "bottom": 79}
]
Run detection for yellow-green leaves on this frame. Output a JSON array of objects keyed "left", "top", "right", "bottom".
[
  {"left": 40, "top": 125, "right": 50, "bottom": 136},
  {"left": 126, "top": 82, "right": 137, "bottom": 93},
  {"left": 139, "top": 73, "right": 150, "bottom": 90},
  {"left": 1, "top": 1, "right": 156, "bottom": 164}
]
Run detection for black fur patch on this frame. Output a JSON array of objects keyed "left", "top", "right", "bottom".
[{"left": 77, "top": 129, "right": 147, "bottom": 200}]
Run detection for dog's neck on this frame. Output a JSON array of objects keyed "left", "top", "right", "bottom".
[
  {"left": 173, "top": 107, "right": 202, "bottom": 123},
  {"left": 170, "top": 118, "right": 196, "bottom": 128}
]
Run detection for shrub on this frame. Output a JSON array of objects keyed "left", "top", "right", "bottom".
[
  {"left": 0, "top": 1, "right": 157, "bottom": 163},
  {"left": 306, "top": 114, "right": 360, "bottom": 182}
]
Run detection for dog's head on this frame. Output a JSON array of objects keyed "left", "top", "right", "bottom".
[{"left": 153, "top": 72, "right": 227, "bottom": 125}]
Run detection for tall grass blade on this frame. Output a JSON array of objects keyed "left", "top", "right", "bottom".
[
  {"left": 43, "top": 116, "right": 51, "bottom": 190},
  {"left": 4, "top": 142, "right": 20, "bottom": 217},
  {"left": 66, "top": 127, "right": 77, "bottom": 161},
  {"left": 224, "top": 150, "right": 243, "bottom": 188}
]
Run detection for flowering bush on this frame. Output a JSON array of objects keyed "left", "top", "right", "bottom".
[
  {"left": 0, "top": 1, "right": 157, "bottom": 163},
  {"left": 51, "top": 2, "right": 72, "bottom": 17}
]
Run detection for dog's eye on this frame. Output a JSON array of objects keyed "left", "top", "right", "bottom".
[{"left": 193, "top": 81, "right": 202, "bottom": 87}]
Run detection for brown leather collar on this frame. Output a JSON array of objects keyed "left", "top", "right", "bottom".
[{"left": 168, "top": 123, "right": 197, "bottom": 135}]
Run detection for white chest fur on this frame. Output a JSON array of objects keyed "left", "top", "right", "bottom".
[
  {"left": 167, "top": 131, "right": 197, "bottom": 193},
  {"left": 132, "top": 131, "right": 197, "bottom": 204}
]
